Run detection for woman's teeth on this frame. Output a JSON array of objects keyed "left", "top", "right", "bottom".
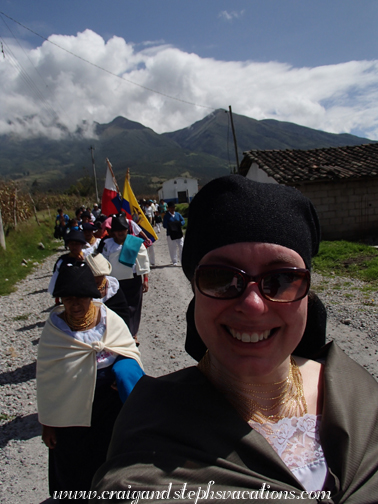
[{"left": 228, "top": 328, "right": 271, "bottom": 342}]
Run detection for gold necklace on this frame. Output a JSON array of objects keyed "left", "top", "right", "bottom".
[
  {"left": 63, "top": 302, "right": 97, "bottom": 331},
  {"left": 98, "top": 277, "right": 107, "bottom": 292},
  {"left": 198, "top": 352, "right": 307, "bottom": 424},
  {"left": 69, "top": 251, "right": 84, "bottom": 261}
]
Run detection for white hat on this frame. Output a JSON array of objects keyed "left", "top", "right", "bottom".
[{"left": 85, "top": 253, "right": 112, "bottom": 277}]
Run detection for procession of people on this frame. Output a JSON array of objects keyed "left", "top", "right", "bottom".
[{"left": 37, "top": 179, "right": 378, "bottom": 502}]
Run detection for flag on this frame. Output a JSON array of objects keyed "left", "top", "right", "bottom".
[
  {"left": 101, "top": 163, "right": 122, "bottom": 216},
  {"left": 121, "top": 176, "right": 158, "bottom": 243}
]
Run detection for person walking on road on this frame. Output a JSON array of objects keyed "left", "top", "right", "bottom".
[{"left": 163, "top": 202, "right": 185, "bottom": 266}]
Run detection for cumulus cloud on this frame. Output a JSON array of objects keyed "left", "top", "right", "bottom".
[{"left": 1, "top": 29, "right": 378, "bottom": 140}]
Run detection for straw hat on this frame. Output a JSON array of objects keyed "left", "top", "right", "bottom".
[{"left": 85, "top": 253, "right": 112, "bottom": 277}]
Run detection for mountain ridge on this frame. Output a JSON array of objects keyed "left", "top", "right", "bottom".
[{"left": 0, "top": 109, "right": 372, "bottom": 195}]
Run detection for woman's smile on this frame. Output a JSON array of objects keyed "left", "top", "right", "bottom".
[{"left": 226, "top": 326, "right": 274, "bottom": 343}]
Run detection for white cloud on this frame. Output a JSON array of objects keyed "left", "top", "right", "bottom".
[
  {"left": 218, "top": 10, "right": 245, "bottom": 21},
  {"left": 1, "top": 30, "right": 378, "bottom": 140}
]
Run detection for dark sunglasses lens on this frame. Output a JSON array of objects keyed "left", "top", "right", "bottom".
[
  {"left": 197, "top": 267, "right": 243, "bottom": 299},
  {"left": 261, "top": 271, "right": 308, "bottom": 301}
]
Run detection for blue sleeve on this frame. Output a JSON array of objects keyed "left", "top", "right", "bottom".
[
  {"left": 179, "top": 213, "right": 185, "bottom": 226},
  {"left": 112, "top": 357, "right": 145, "bottom": 403}
]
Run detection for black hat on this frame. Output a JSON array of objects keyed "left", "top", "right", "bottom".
[
  {"left": 82, "top": 222, "right": 96, "bottom": 231},
  {"left": 167, "top": 201, "right": 175, "bottom": 208},
  {"left": 81, "top": 211, "right": 91, "bottom": 218},
  {"left": 53, "top": 261, "right": 101, "bottom": 298},
  {"left": 64, "top": 229, "right": 87, "bottom": 245},
  {"left": 111, "top": 213, "right": 129, "bottom": 231},
  {"left": 182, "top": 175, "right": 320, "bottom": 280}
]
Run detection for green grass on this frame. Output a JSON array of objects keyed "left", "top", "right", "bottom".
[
  {"left": 0, "top": 413, "right": 15, "bottom": 422},
  {"left": 313, "top": 241, "right": 378, "bottom": 284},
  {"left": 0, "top": 212, "right": 62, "bottom": 296},
  {"left": 12, "top": 313, "right": 31, "bottom": 321},
  {"left": 175, "top": 203, "right": 189, "bottom": 229}
]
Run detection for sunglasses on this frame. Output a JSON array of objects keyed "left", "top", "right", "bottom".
[{"left": 195, "top": 265, "right": 310, "bottom": 303}]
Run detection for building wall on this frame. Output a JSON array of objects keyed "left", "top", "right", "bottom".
[
  {"left": 158, "top": 178, "right": 198, "bottom": 203},
  {"left": 246, "top": 163, "right": 278, "bottom": 184},
  {"left": 294, "top": 178, "right": 378, "bottom": 240}
]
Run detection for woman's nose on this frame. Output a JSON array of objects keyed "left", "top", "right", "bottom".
[{"left": 234, "top": 282, "right": 267, "bottom": 314}]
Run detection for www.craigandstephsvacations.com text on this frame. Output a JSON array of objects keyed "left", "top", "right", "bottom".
[{"left": 53, "top": 482, "right": 332, "bottom": 502}]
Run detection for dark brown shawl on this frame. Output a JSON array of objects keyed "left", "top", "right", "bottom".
[{"left": 92, "top": 343, "right": 378, "bottom": 503}]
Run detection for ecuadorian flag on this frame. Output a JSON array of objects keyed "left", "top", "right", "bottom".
[{"left": 121, "top": 176, "right": 158, "bottom": 243}]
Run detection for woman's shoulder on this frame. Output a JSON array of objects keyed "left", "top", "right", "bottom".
[
  {"left": 124, "top": 367, "right": 206, "bottom": 404},
  {"left": 103, "top": 238, "right": 119, "bottom": 252},
  {"left": 295, "top": 342, "right": 378, "bottom": 414}
]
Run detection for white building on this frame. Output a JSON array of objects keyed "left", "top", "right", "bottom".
[{"left": 158, "top": 177, "right": 198, "bottom": 204}]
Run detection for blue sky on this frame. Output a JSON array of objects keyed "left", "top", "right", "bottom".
[{"left": 1, "top": 0, "right": 378, "bottom": 139}]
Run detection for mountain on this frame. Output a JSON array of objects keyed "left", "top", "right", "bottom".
[
  {"left": 164, "top": 109, "right": 370, "bottom": 158},
  {"left": 0, "top": 110, "right": 372, "bottom": 195}
]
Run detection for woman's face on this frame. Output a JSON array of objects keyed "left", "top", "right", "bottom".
[
  {"left": 194, "top": 242, "right": 308, "bottom": 383},
  {"left": 83, "top": 229, "right": 94, "bottom": 242},
  {"left": 67, "top": 240, "right": 84, "bottom": 256},
  {"left": 94, "top": 275, "right": 105, "bottom": 288},
  {"left": 62, "top": 296, "right": 91, "bottom": 319},
  {"left": 113, "top": 229, "right": 128, "bottom": 244}
]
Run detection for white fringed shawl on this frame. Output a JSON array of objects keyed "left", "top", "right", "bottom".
[{"left": 37, "top": 301, "right": 142, "bottom": 427}]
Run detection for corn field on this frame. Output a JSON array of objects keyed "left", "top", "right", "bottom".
[
  {"left": 0, "top": 181, "right": 32, "bottom": 228},
  {"left": 0, "top": 179, "right": 96, "bottom": 230}
]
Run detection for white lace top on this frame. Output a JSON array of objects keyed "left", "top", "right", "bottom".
[{"left": 249, "top": 414, "right": 327, "bottom": 492}]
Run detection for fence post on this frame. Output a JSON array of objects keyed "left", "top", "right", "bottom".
[
  {"left": 29, "top": 193, "right": 40, "bottom": 226},
  {"left": 13, "top": 187, "right": 17, "bottom": 228},
  {"left": 0, "top": 208, "right": 6, "bottom": 250}
]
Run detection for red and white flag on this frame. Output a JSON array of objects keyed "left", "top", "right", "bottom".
[{"left": 101, "top": 162, "right": 122, "bottom": 216}]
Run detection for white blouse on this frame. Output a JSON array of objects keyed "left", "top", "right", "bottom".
[
  {"left": 101, "top": 275, "right": 119, "bottom": 302},
  {"left": 249, "top": 414, "right": 327, "bottom": 492}
]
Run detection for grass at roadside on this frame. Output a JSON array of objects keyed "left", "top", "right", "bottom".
[
  {"left": 0, "top": 211, "right": 62, "bottom": 296},
  {"left": 313, "top": 241, "right": 378, "bottom": 284},
  {"left": 175, "top": 203, "right": 189, "bottom": 229}
]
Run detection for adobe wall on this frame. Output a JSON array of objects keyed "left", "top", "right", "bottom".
[{"left": 294, "top": 178, "right": 378, "bottom": 241}]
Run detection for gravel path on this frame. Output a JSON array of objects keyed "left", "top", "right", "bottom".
[{"left": 1, "top": 238, "right": 378, "bottom": 503}]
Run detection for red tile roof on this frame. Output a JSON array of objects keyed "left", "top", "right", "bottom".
[{"left": 240, "top": 143, "right": 378, "bottom": 184}]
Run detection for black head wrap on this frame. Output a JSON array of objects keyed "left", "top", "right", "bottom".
[
  {"left": 53, "top": 261, "right": 101, "bottom": 298},
  {"left": 181, "top": 175, "right": 325, "bottom": 361},
  {"left": 182, "top": 175, "right": 320, "bottom": 279}
]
